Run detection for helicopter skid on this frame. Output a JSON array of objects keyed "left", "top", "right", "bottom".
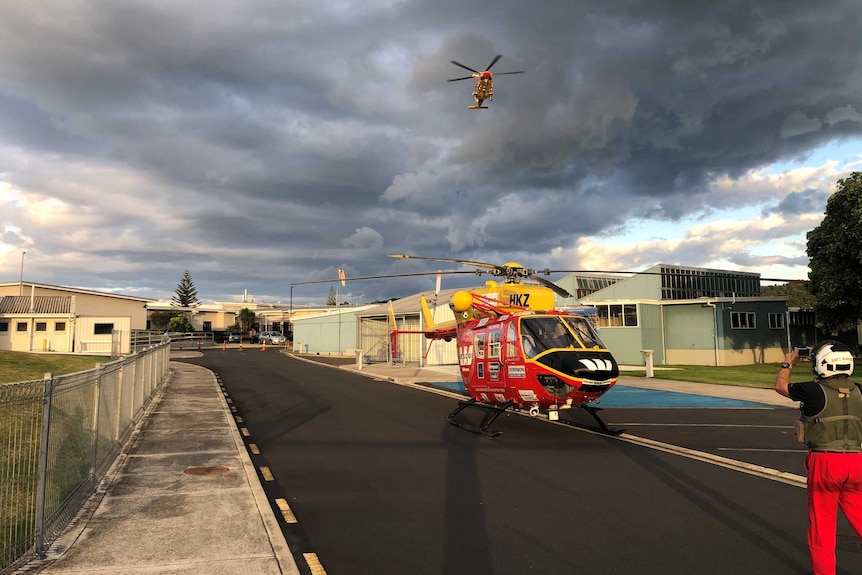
[
  {"left": 563, "top": 404, "right": 625, "bottom": 436},
  {"left": 446, "top": 398, "right": 515, "bottom": 439},
  {"left": 467, "top": 105, "right": 488, "bottom": 109}
]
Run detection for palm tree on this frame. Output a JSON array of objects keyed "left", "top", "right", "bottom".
[{"left": 238, "top": 308, "right": 256, "bottom": 334}]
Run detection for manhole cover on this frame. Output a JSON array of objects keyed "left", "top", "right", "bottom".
[{"left": 183, "top": 466, "right": 230, "bottom": 476}]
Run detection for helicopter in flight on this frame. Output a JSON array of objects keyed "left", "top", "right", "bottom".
[
  {"left": 448, "top": 54, "right": 525, "bottom": 109},
  {"left": 293, "top": 255, "right": 622, "bottom": 438}
]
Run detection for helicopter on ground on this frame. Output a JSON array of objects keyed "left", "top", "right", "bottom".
[
  {"left": 292, "top": 255, "right": 622, "bottom": 438},
  {"left": 387, "top": 255, "right": 620, "bottom": 437},
  {"left": 448, "top": 55, "right": 525, "bottom": 109}
]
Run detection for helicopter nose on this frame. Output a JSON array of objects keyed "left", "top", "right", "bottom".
[{"left": 536, "top": 350, "right": 619, "bottom": 381}]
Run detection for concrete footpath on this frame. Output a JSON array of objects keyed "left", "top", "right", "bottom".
[
  {"left": 21, "top": 360, "right": 299, "bottom": 575},
  {"left": 18, "top": 352, "right": 794, "bottom": 574}
]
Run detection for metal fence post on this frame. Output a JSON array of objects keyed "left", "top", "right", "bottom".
[
  {"left": 34, "top": 372, "right": 54, "bottom": 556},
  {"left": 90, "top": 364, "right": 104, "bottom": 479}
]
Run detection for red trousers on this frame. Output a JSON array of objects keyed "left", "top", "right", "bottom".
[{"left": 805, "top": 451, "right": 862, "bottom": 575}]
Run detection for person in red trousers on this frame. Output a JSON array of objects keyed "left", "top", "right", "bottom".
[{"left": 775, "top": 340, "right": 862, "bottom": 575}]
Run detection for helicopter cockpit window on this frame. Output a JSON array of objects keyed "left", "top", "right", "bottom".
[
  {"left": 520, "top": 317, "right": 577, "bottom": 355},
  {"left": 562, "top": 316, "right": 602, "bottom": 349},
  {"left": 475, "top": 332, "right": 486, "bottom": 359}
]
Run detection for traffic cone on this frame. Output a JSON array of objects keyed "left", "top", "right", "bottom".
[
  {"left": 179, "top": 343, "right": 183, "bottom": 351},
  {"left": 261, "top": 341, "right": 266, "bottom": 352},
  {"left": 198, "top": 341, "right": 202, "bottom": 351},
  {"left": 238, "top": 339, "right": 243, "bottom": 352},
  {"left": 222, "top": 341, "right": 226, "bottom": 352}
]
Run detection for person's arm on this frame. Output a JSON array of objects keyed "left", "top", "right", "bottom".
[{"left": 774, "top": 349, "right": 800, "bottom": 398}]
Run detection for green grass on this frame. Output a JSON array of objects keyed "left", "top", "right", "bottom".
[
  {"left": 620, "top": 361, "right": 816, "bottom": 389},
  {"left": 1, "top": 350, "right": 110, "bottom": 569},
  {"left": 0, "top": 350, "right": 110, "bottom": 384}
]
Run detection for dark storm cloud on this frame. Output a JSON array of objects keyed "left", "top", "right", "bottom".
[{"left": 1, "top": 0, "right": 860, "bottom": 302}]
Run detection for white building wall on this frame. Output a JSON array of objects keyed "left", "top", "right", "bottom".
[{"left": 75, "top": 316, "right": 131, "bottom": 355}]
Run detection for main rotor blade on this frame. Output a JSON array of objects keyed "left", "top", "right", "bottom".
[
  {"left": 450, "top": 60, "right": 479, "bottom": 74},
  {"left": 389, "top": 254, "right": 500, "bottom": 271},
  {"left": 494, "top": 71, "right": 525, "bottom": 76},
  {"left": 291, "top": 270, "right": 478, "bottom": 287},
  {"left": 485, "top": 54, "right": 503, "bottom": 71},
  {"left": 544, "top": 269, "right": 799, "bottom": 283},
  {"left": 529, "top": 275, "right": 573, "bottom": 298},
  {"left": 447, "top": 75, "right": 475, "bottom": 82}
]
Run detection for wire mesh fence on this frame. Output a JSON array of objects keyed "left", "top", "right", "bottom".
[{"left": 0, "top": 342, "right": 170, "bottom": 573}]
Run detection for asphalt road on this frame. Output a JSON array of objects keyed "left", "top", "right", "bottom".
[{"left": 180, "top": 351, "right": 862, "bottom": 575}]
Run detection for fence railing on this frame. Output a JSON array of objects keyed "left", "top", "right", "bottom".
[
  {"left": 0, "top": 342, "right": 171, "bottom": 573},
  {"left": 131, "top": 331, "right": 215, "bottom": 352}
]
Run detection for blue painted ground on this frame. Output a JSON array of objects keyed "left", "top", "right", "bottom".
[{"left": 423, "top": 382, "right": 775, "bottom": 409}]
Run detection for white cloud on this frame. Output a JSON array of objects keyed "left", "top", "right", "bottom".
[{"left": 341, "top": 226, "right": 384, "bottom": 249}]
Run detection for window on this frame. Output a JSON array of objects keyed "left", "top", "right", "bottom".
[
  {"left": 731, "top": 312, "right": 756, "bottom": 329},
  {"left": 94, "top": 323, "right": 114, "bottom": 335},
  {"left": 0, "top": 322, "right": 8, "bottom": 332},
  {"left": 595, "top": 304, "right": 638, "bottom": 327},
  {"left": 475, "top": 333, "right": 485, "bottom": 359},
  {"left": 55, "top": 322, "right": 66, "bottom": 331},
  {"left": 35, "top": 322, "right": 47, "bottom": 332},
  {"left": 506, "top": 322, "right": 518, "bottom": 358},
  {"left": 768, "top": 313, "right": 785, "bottom": 329},
  {"left": 623, "top": 304, "right": 638, "bottom": 327},
  {"left": 488, "top": 331, "right": 501, "bottom": 359},
  {"left": 203, "top": 321, "right": 212, "bottom": 331},
  {"left": 17, "top": 322, "right": 27, "bottom": 332}
]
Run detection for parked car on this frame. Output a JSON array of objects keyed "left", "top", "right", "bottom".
[
  {"left": 257, "top": 331, "right": 286, "bottom": 345},
  {"left": 227, "top": 333, "right": 241, "bottom": 343}
]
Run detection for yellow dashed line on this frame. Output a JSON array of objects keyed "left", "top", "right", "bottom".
[
  {"left": 234, "top": 415, "right": 243, "bottom": 423},
  {"left": 303, "top": 553, "right": 327, "bottom": 575},
  {"left": 240, "top": 427, "right": 250, "bottom": 437},
  {"left": 260, "top": 466, "right": 274, "bottom": 481},
  {"left": 275, "top": 498, "right": 297, "bottom": 523},
  {"left": 230, "top": 406, "right": 237, "bottom": 412},
  {"left": 249, "top": 443, "right": 260, "bottom": 454},
  {"left": 226, "top": 398, "right": 233, "bottom": 404}
]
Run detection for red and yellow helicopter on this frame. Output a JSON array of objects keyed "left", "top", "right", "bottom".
[
  {"left": 294, "top": 255, "right": 621, "bottom": 438},
  {"left": 388, "top": 255, "right": 620, "bottom": 437},
  {"left": 448, "top": 55, "right": 525, "bottom": 109}
]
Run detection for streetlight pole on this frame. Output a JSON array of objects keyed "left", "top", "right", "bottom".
[{"left": 19, "top": 251, "right": 26, "bottom": 296}]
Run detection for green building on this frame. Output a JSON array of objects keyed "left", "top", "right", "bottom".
[{"left": 556, "top": 264, "right": 790, "bottom": 367}]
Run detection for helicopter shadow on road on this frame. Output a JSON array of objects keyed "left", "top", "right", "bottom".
[
  {"left": 620, "top": 444, "right": 807, "bottom": 573},
  {"left": 441, "top": 416, "right": 495, "bottom": 575}
]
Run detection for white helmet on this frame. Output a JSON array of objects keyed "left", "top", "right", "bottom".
[{"left": 812, "top": 340, "right": 855, "bottom": 379}]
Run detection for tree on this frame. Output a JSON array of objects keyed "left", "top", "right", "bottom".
[
  {"left": 150, "top": 310, "right": 184, "bottom": 331},
  {"left": 172, "top": 270, "right": 200, "bottom": 308},
  {"left": 168, "top": 314, "right": 194, "bottom": 332},
  {"left": 761, "top": 281, "right": 816, "bottom": 308},
  {"left": 238, "top": 308, "right": 256, "bottom": 333},
  {"left": 327, "top": 286, "right": 337, "bottom": 306},
  {"left": 806, "top": 171, "right": 862, "bottom": 334}
]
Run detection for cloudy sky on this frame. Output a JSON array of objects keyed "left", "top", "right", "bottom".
[{"left": 2, "top": 1, "right": 862, "bottom": 306}]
